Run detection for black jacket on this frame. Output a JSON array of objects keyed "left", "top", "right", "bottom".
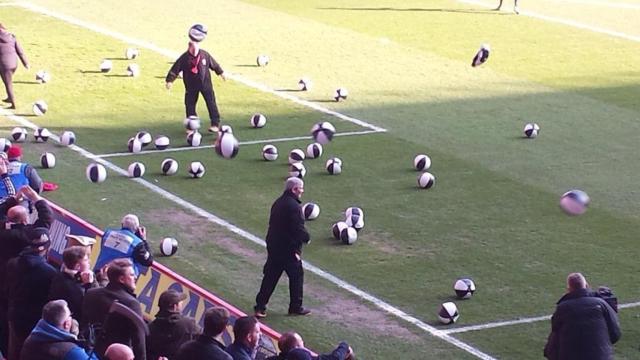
[
  {"left": 48, "top": 269, "right": 98, "bottom": 322},
  {"left": 147, "top": 309, "right": 200, "bottom": 359},
  {"left": 265, "top": 190, "right": 309, "bottom": 261},
  {"left": 6, "top": 251, "right": 58, "bottom": 336},
  {"left": 176, "top": 334, "right": 232, "bottom": 360},
  {"left": 82, "top": 282, "right": 146, "bottom": 360},
  {"left": 544, "top": 288, "right": 621, "bottom": 360},
  {"left": 166, "top": 49, "right": 223, "bottom": 90}
]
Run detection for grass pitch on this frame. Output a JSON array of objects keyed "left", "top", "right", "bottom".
[{"left": 3, "top": 0, "right": 640, "bottom": 358}]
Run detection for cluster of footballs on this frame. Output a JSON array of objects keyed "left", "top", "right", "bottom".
[
  {"left": 255, "top": 54, "right": 348, "bottom": 102},
  {"left": 2, "top": 127, "right": 76, "bottom": 170},
  {"left": 260, "top": 122, "right": 339, "bottom": 179},
  {"left": 331, "top": 207, "right": 365, "bottom": 245},
  {"left": 438, "top": 278, "right": 477, "bottom": 324},
  {"left": 100, "top": 48, "right": 141, "bottom": 77}
]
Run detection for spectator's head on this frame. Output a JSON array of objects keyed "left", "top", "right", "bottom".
[
  {"left": 104, "top": 343, "right": 134, "bottom": 360},
  {"left": 278, "top": 331, "right": 304, "bottom": 354},
  {"left": 7, "top": 145, "right": 21, "bottom": 161},
  {"left": 285, "top": 177, "right": 304, "bottom": 199},
  {"left": 107, "top": 258, "right": 136, "bottom": 291},
  {"left": 567, "top": 272, "right": 588, "bottom": 293},
  {"left": 26, "top": 227, "right": 50, "bottom": 256},
  {"left": 288, "top": 348, "right": 314, "bottom": 360},
  {"left": 203, "top": 307, "right": 229, "bottom": 337},
  {"left": 42, "top": 299, "right": 73, "bottom": 333},
  {"left": 158, "top": 289, "right": 188, "bottom": 313},
  {"left": 7, "top": 205, "right": 28, "bottom": 225},
  {"left": 62, "top": 246, "right": 90, "bottom": 272},
  {"left": 121, "top": 214, "right": 140, "bottom": 232},
  {"left": 233, "top": 316, "right": 261, "bottom": 349}
]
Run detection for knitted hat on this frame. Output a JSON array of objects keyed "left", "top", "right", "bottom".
[{"left": 7, "top": 145, "right": 21, "bottom": 160}]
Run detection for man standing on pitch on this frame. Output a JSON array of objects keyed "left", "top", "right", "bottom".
[
  {"left": 0, "top": 23, "right": 29, "bottom": 110},
  {"left": 254, "top": 177, "right": 311, "bottom": 318},
  {"left": 166, "top": 24, "right": 227, "bottom": 133}
]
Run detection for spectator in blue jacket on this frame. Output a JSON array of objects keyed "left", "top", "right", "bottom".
[
  {"left": 94, "top": 214, "right": 153, "bottom": 278},
  {"left": 20, "top": 299, "right": 98, "bottom": 360}
]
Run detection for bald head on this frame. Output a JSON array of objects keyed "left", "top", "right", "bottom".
[
  {"left": 7, "top": 205, "right": 28, "bottom": 224},
  {"left": 104, "top": 343, "right": 134, "bottom": 360},
  {"left": 567, "top": 272, "right": 587, "bottom": 292},
  {"left": 278, "top": 331, "right": 304, "bottom": 354}
]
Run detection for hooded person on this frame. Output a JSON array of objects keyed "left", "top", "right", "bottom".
[{"left": 6, "top": 227, "right": 58, "bottom": 360}]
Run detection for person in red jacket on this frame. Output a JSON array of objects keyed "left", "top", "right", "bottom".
[{"left": 0, "top": 23, "right": 29, "bottom": 110}]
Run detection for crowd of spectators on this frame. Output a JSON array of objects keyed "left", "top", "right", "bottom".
[{"left": 0, "top": 147, "right": 353, "bottom": 360}]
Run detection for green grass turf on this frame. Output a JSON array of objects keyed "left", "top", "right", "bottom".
[{"left": 2, "top": 0, "right": 640, "bottom": 358}]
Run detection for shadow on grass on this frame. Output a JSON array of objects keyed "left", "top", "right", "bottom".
[
  {"left": 105, "top": 74, "right": 131, "bottom": 78},
  {"left": 310, "top": 99, "right": 337, "bottom": 103},
  {"left": 14, "top": 81, "right": 39, "bottom": 85},
  {"left": 234, "top": 64, "right": 260, "bottom": 68},
  {"left": 276, "top": 88, "right": 303, "bottom": 92},
  {"left": 79, "top": 70, "right": 106, "bottom": 74}
]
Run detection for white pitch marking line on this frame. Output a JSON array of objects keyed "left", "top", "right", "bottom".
[
  {"left": 442, "top": 300, "right": 640, "bottom": 335},
  {"left": 0, "top": 107, "right": 497, "bottom": 360},
  {"left": 96, "top": 129, "right": 384, "bottom": 158},
  {"left": 14, "top": 2, "right": 387, "bottom": 133},
  {"left": 459, "top": 0, "right": 640, "bottom": 43}
]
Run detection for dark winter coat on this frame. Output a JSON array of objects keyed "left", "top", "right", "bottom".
[
  {"left": 544, "top": 288, "right": 621, "bottom": 360},
  {"left": 226, "top": 342, "right": 253, "bottom": 360},
  {"left": 147, "top": 309, "right": 200, "bottom": 359},
  {"left": 6, "top": 251, "right": 58, "bottom": 337},
  {"left": 48, "top": 269, "right": 98, "bottom": 322},
  {"left": 265, "top": 190, "right": 309, "bottom": 261},
  {"left": 176, "top": 334, "right": 232, "bottom": 360},
  {"left": 81, "top": 282, "right": 145, "bottom": 360},
  {"left": 166, "top": 49, "right": 223, "bottom": 90},
  {"left": 20, "top": 319, "right": 98, "bottom": 360}
]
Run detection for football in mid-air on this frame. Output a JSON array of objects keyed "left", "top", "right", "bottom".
[
  {"left": 560, "top": 189, "right": 590, "bottom": 216},
  {"left": 32, "top": 100, "right": 48, "bottom": 116},
  {"left": 188, "top": 24, "right": 208, "bottom": 42},
  {"left": 471, "top": 44, "right": 490, "bottom": 67}
]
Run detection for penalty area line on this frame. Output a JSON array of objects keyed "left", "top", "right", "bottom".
[
  {"left": 95, "top": 129, "right": 385, "bottom": 158},
  {"left": 458, "top": 0, "right": 640, "bottom": 43},
  {"left": 14, "top": 2, "right": 387, "bottom": 133},
  {"left": 0, "top": 108, "right": 496, "bottom": 360},
  {"left": 442, "top": 300, "right": 640, "bottom": 335}
]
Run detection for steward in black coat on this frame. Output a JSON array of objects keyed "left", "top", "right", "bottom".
[
  {"left": 544, "top": 288, "right": 621, "bottom": 360},
  {"left": 147, "top": 308, "right": 200, "bottom": 359},
  {"left": 255, "top": 184, "right": 310, "bottom": 316}
]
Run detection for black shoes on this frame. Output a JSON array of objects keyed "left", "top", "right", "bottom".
[
  {"left": 254, "top": 309, "right": 267, "bottom": 319},
  {"left": 288, "top": 307, "right": 311, "bottom": 316}
]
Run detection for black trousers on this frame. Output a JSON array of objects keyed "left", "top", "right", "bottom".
[
  {"left": 0, "top": 68, "right": 15, "bottom": 106},
  {"left": 255, "top": 257, "right": 304, "bottom": 312},
  {"left": 184, "top": 87, "right": 220, "bottom": 126}
]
